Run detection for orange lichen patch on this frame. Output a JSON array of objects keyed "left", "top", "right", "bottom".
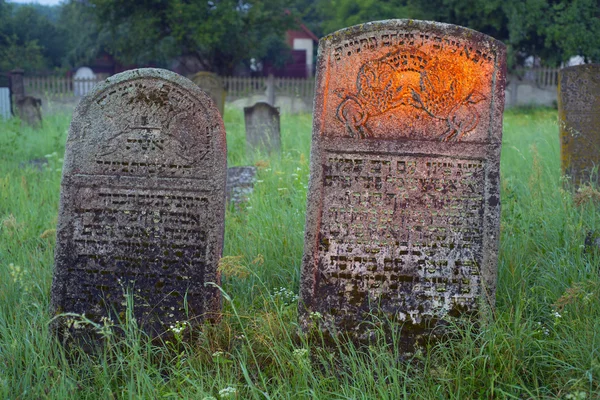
[
  {"left": 327, "top": 42, "right": 493, "bottom": 141},
  {"left": 254, "top": 159, "right": 270, "bottom": 169}
]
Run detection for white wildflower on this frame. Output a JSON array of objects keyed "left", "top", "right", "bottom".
[
  {"left": 218, "top": 386, "right": 237, "bottom": 398},
  {"left": 293, "top": 348, "right": 308, "bottom": 358}
]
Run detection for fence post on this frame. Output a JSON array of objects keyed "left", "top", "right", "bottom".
[{"left": 10, "top": 69, "right": 25, "bottom": 102}]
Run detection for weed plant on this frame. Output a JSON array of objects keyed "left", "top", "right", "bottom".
[{"left": 0, "top": 106, "right": 598, "bottom": 399}]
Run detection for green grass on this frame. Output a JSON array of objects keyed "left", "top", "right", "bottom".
[{"left": 1, "top": 106, "right": 599, "bottom": 399}]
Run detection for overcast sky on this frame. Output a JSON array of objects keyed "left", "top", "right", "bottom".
[{"left": 8, "top": 0, "right": 63, "bottom": 5}]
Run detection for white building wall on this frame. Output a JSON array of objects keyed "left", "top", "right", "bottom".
[{"left": 293, "top": 38, "right": 314, "bottom": 77}]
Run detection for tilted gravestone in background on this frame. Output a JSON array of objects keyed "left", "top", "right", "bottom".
[
  {"left": 244, "top": 102, "right": 281, "bottom": 154},
  {"left": 191, "top": 72, "right": 226, "bottom": 116},
  {"left": 299, "top": 20, "right": 506, "bottom": 351},
  {"left": 16, "top": 96, "right": 42, "bottom": 128},
  {"left": 558, "top": 64, "right": 600, "bottom": 187},
  {"left": 51, "top": 68, "right": 227, "bottom": 342}
]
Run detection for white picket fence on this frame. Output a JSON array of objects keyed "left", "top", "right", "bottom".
[
  {"left": 0, "top": 88, "right": 10, "bottom": 120},
  {"left": 514, "top": 67, "right": 560, "bottom": 87},
  {"left": 22, "top": 74, "right": 316, "bottom": 103},
  {"left": 222, "top": 76, "right": 315, "bottom": 103},
  {"left": 23, "top": 76, "right": 101, "bottom": 97}
]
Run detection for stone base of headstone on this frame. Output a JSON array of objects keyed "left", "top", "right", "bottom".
[
  {"left": 16, "top": 96, "right": 42, "bottom": 128},
  {"left": 226, "top": 166, "right": 257, "bottom": 204}
]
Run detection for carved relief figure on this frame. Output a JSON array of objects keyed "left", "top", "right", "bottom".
[
  {"left": 335, "top": 47, "right": 486, "bottom": 141},
  {"left": 95, "top": 88, "right": 210, "bottom": 165}
]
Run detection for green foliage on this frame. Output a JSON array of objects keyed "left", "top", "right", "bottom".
[
  {"left": 316, "top": 0, "right": 435, "bottom": 35},
  {"left": 57, "top": 1, "right": 111, "bottom": 69},
  {"left": 87, "top": 0, "right": 295, "bottom": 74},
  {"left": 310, "top": 0, "right": 599, "bottom": 67},
  {"left": 0, "top": 34, "right": 46, "bottom": 72},
  {"left": 0, "top": 1, "right": 67, "bottom": 72},
  {"left": 1, "top": 107, "right": 600, "bottom": 398},
  {"left": 440, "top": 0, "right": 600, "bottom": 66}
]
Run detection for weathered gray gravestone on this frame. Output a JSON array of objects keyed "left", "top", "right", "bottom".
[
  {"left": 299, "top": 20, "right": 506, "bottom": 352},
  {"left": 10, "top": 69, "right": 43, "bottom": 128},
  {"left": 16, "top": 96, "right": 43, "bottom": 128},
  {"left": 244, "top": 102, "right": 281, "bottom": 154},
  {"left": 191, "top": 72, "right": 226, "bottom": 116},
  {"left": 558, "top": 64, "right": 600, "bottom": 186},
  {"left": 51, "top": 68, "right": 227, "bottom": 343}
]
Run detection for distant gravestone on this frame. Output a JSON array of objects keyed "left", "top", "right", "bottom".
[
  {"left": 10, "top": 69, "right": 43, "bottom": 128},
  {"left": 16, "top": 96, "right": 42, "bottom": 128},
  {"left": 74, "top": 67, "right": 97, "bottom": 97},
  {"left": 299, "top": 20, "right": 506, "bottom": 351},
  {"left": 558, "top": 64, "right": 600, "bottom": 186},
  {"left": 226, "top": 166, "right": 257, "bottom": 204},
  {"left": 51, "top": 68, "right": 227, "bottom": 342},
  {"left": 244, "top": 102, "right": 281, "bottom": 154},
  {"left": 191, "top": 72, "right": 226, "bottom": 116}
]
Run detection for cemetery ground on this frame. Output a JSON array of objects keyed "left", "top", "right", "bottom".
[{"left": 1, "top": 107, "right": 599, "bottom": 399}]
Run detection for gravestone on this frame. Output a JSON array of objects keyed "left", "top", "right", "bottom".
[
  {"left": 51, "top": 68, "right": 227, "bottom": 343},
  {"left": 244, "top": 102, "right": 281, "bottom": 154},
  {"left": 16, "top": 96, "right": 42, "bottom": 128},
  {"left": 299, "top": 20, "right": 506, "bottom": 351},
  {"left": 226, "top": 166, "right": 257, "bottom": 204},
  {"left": 558, "top": 64, "right": 600, "bottom": 186},
  {"left": 74, "top": 67, "right": 97, "bottom": 97},
  {"left": 191, "top": 72, "right": 226, "bottom": 116}
]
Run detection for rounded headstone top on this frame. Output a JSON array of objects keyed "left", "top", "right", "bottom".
[
  {"left": 321, "top": 19, "right": 506, "bottom": 51},
  {"left": 73, "top": 68, "right": 221, "bottom": 118},
  {"left": 560, "top": 64, "right": 600, "bottom": 73},
  {"left": 74, "top": 67, "right": 95, "bottom": 79}
]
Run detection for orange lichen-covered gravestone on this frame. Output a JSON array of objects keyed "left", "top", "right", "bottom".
[
  {"left": 558, "top": 65, "right": 600, "bottom": 186},
  {"left": 299, "top": 20, "right": 506, "bottom": 351}
]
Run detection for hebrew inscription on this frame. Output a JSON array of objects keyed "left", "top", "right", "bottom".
[
  {"left": 300, "top": 20, "right": 506, "bottom": 352},
  {"left": 51, "top": 69, "right": 227, "bottom": 342},
  {"left": 558, "top": 65, "right": 600, "bottom": 186},
  {"left": 319, "top": 154, "right": 484, "bottom": 321}
]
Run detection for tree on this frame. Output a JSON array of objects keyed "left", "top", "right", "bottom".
[
  {"left": 0, "top": 1, "right": 67, "bottom": 72},
  {"left": 437, "top": 0, "right": 600, "bottom": 66},
  {"left": 86, "top": 0, "right": 295, "bottom": 75},
  {"left": 309, "top": 0, "right": 599, "bottom": 67},
  {"left": 314, "top": 0, "right": 436, "bottom": 36},
  {"left": 58, "top": 1, "right": 111, "bottom": 69}
]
